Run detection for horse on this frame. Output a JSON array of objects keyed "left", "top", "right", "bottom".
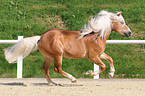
[{"left": 4, "top": 10, "right": 132, "bottom": 86}]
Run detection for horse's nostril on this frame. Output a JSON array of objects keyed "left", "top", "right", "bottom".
[
  {"left": 129, "top": 32, "right": 132, "bottom": 35},
  {"left": 124, "top": 31, "right": 132, "bottom": 37}
]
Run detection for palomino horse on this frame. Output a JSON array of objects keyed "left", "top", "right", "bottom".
[{"left": 4, "top": 10, "right": 132, "bottom": 85}]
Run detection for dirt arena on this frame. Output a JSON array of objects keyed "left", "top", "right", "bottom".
[{"left": 0, "top": 78, "right": 144, "bottom": 96}]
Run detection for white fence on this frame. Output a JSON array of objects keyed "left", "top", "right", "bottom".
[
  {"left": 0, "top": 36, "right": 145, "bottom": 79},
  {"left": 0, "top": 36, "right": 23, "bottom": 79}
]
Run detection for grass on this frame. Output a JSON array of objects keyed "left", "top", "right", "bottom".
[{"left": 0, "top": 0, "right": 145, "bottom": 79}]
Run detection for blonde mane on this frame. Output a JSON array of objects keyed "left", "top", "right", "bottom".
[{"left": 78, "top": 10, "right": 115, "bottom": 39}]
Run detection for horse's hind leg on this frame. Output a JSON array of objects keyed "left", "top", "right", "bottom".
[
  {"left": 42, "top": 57, "right": 58, "bottom": 86},
  {"left": 100, "top": 53, "right": 115, "bottom": 78},
  {"left": 53, "top": 56, "right": 76, "bottom": 83}
]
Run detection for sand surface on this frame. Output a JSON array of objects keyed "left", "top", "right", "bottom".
[{"left": 0, "top": 78, "right": 145, "bottom": 96}]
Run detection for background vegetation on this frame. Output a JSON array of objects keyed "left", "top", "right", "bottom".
[{"left": 0, "top": 0, "right": 144, "bottom": 79}]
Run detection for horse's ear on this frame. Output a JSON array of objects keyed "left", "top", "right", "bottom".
[{"left": 117, "top": 11, "right": 122, "bottom": 16}]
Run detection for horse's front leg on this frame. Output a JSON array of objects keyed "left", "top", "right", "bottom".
[
  {"left": 87, "top": 56, "right": 106, "bottom": 76},
  {"left": 100, "top": 53, "right": 115, "bottom": 78}
]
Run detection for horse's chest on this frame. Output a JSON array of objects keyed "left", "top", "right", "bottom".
[
  {"left": 63, "top": 41, "right": 86, "bottom": 59},
  {"left": 88, "top": 42, "right": 106, "bottom": 56}
]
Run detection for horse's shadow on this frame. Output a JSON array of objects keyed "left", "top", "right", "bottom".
[
  {"left": 32, "top": 83, "right": 48, "bottom": 86},
  {"left": 0, "top": 82, "right": 83, "bottom": 87},
  {"left": 0, "top": 82, "right": 100, "bottom": 87},
  {"left": 0, "top": 82, "right": 25, "bottom": 86},
  {"left": 32, "top": 83, "right": 83, "bottom": 87}
]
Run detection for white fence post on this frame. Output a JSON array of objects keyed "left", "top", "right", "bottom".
[
  {"left": 93, "top": 64, "right": 99, "bottom": 79},
  {"left": 17, "top": 36, "right": 23, "bottom": 79},
  {"left": 94, "top": 40, "right": 145, "bottom": 79}
]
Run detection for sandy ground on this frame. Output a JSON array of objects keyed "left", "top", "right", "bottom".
[{"left": 0, "top": 78, "right": 145, "bottom": 96}]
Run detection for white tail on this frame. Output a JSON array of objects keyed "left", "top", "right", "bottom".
[{"left": 4, "top": 36, "right": 41, "bottom": 63}]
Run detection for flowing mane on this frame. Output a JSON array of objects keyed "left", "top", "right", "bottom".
[{"left": 78, "top": 10, "right": 114, "bottom": 39}]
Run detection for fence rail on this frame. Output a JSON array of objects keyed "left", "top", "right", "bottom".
[
  {"left": 0, "top": 40, "right": 18, "bottom": 44},
  {"left": 106, "top": 40, "right": 145, "bottom": 44},
  {"left": 0, "top": 36, "right": 145, "bottom": 79}
]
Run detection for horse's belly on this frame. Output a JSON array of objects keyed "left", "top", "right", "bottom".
[{"left": 63, "top": 50, "right": 86, "bottom": 59}]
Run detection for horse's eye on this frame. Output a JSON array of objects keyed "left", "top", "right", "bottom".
[{"left": 120, "top": 22, "right": 124, "bottom": 24}]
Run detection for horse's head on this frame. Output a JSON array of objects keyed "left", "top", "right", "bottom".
[{"left": 111, "top": 12, "right": 132, "bottom": 37}]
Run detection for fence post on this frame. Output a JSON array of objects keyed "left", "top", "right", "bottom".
[
  {"left": 17, "top": 36, "right": 23, "bottom": 79},
  {"left": 93, "top": 64, "right": 99, "bottom": 79}
]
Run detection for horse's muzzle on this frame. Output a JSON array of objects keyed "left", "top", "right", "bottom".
[{"left": 124, "top": 31, "right": 132, "bottom": 37}]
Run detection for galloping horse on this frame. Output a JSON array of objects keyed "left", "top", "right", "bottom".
[{"left": 4, "top": 10, "right": 132, "bottom": 85}]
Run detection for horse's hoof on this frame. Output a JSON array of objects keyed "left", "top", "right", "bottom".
[
  {"left": 85, "top": 70, "right": 94, "bottom": 76},
  {"left": 109, "top": 73, "right": 114, "bottom": 79},
  {"left": 48, "top": 83, "right": 63, "bottom": 86},
  {"left": 109, "top": 75, "right": 112, "bottom": 79},
  {"left": 48, "top": 81, "right": 61, "bottom": 86},
  {"left": 70, "top": 76, "right": 77, "bottom": 83},
  {"left": 57, "top": 83, "right": 63, "bottom": 86},
  {"left": 48, "top": 83, "right": 56, "bottom": 86},
  {"left": 71, "top": 80, "right": 77, "bottom": 83}
]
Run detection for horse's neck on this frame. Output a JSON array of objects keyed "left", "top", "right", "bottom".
[
  {"left": 100, "top": 31, "right": 111, "bottom": 43},
  {"left": 82, "top": 32, "right": 111, "bottom": 44}
]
